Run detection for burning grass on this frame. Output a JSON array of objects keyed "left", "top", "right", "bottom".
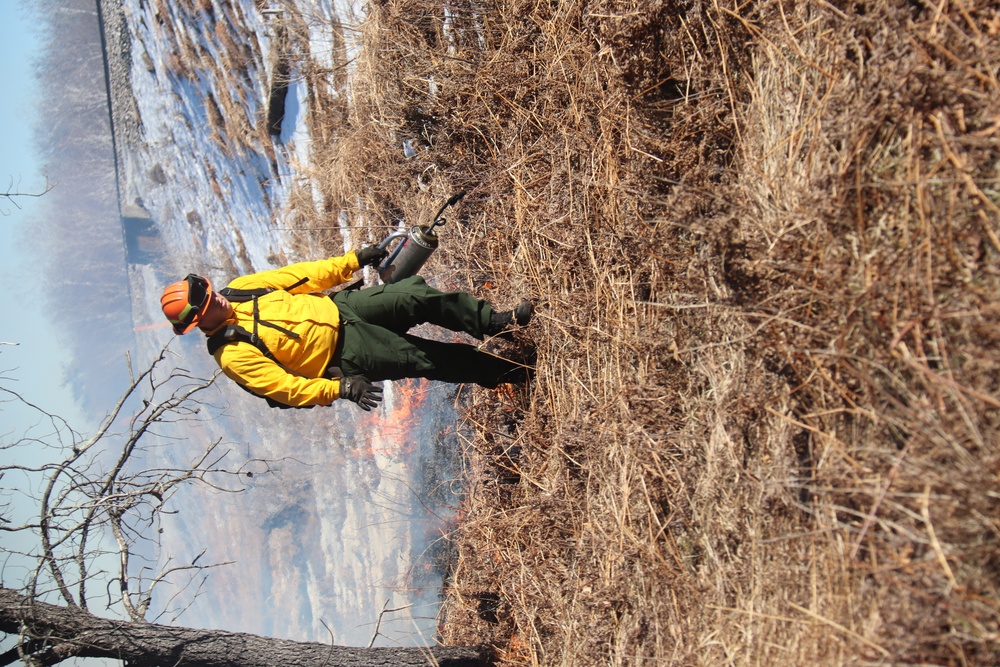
[{"left": 293, "top": 0, "right": 1000, "bottom": 663}]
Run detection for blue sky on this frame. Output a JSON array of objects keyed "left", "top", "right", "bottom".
[{"left": 1, "top": 0, "right": 88, "bottom": 430}]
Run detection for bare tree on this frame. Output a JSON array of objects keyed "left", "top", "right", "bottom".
[
  {"left": 0, "top": 175, "right": 54, "bottom": 215},
  {"left": 0, "top": 349, "right": 489, "bottom": 666}
]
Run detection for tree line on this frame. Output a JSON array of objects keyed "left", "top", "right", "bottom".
[{"left": 21, "top": 0, "right": 134, "bottom": 411}]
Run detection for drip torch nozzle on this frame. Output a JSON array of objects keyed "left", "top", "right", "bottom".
[{"left": 431, "top": 190, "right": 467, "bottom": 229}]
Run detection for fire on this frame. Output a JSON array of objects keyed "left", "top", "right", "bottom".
[
  {"left": 492, "top": 382, "right": 518, "bottom": 406},
  {"left": 383, "top": 377, "right": 428, "bottom": 437},
  {"left": 499, "top": 632, "right": 531, "bottom": 662},
  {"left": 133, "top": 321, "right": 171, "bottom": 331},
  {"left": 353, "top": 378, "right": 429, "bottom": 459}
]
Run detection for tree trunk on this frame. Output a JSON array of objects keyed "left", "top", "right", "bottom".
[{"left": 0, "top": 588, "right": 490, "bottom": 667}]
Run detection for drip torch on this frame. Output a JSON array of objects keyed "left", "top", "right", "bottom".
[{"left": 376, "top": 190, "right": 466, "bottom": 284}]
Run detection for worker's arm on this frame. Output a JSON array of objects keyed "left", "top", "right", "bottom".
[
  {"left": 226, "top": 252, "right": 363, "bottom": 294},
  {"left": 216, "top": 342, "right": 342, "bottom": 407}
]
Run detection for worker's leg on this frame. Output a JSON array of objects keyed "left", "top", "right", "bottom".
[
  {"left": 332, "top": 275, "right": 493, "bottom": 338},
  {"left": 337, "top": 320, "right": 526, "bottom": 387}
]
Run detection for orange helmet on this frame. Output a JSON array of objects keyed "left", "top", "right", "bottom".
[{"left": 161, "top": 274, "right": 213, "bottom": 335}]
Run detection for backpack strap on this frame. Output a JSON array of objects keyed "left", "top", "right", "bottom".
[
  {"left": 205, "top": 324, "right": 313, "bottom": 410},
  {"left": 206, "top": 324, "right": 274, "bottom": 359},
  {"left": 251, "top": 293, "right": 299, "bottom": 340},
  {"left": 218, "top": 277, "right": 308, "bottom": 340},
  {"left": 217, "top": 287, "right": 274, "bottom": 301},
  {"left": 217, "top": 276, "right": 309, "bottom": 302},
  {"left": 205, "top": 276, "right": 315, "bottom": 409}
]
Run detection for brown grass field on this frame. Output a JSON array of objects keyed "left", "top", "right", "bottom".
[{"left": 286, "top": 0, "right": 1000, "bottom": 664}]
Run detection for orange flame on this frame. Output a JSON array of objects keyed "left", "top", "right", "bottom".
[
  {"left": 491, "top": 382, "right": 519, "bottom": 409},
  {"left": 133, "top": 321, "right": 171, "bottom": 331},
  {"left": 353, "top": 378, "right": 430, "bottom": 459}
]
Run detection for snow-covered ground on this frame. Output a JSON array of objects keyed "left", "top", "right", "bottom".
[{"left": 114, "top": 0, "right": 462, "bottom": 647}]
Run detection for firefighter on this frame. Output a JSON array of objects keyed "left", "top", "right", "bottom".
[{"left": 159, "top": 246, "right": 532, "bottom": 411}]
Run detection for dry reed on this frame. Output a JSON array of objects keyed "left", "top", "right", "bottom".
[{"left": 289, "top": 0, "right": 1000, "bottom": 664}]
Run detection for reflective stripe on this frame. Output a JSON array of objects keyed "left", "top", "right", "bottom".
[{"left": 169, "top": 302, "right": 197, "bottom": 325}]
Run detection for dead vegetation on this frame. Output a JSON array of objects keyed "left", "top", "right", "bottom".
[
  {"left": 293, "top": 0, "right": 1000, "bottom": 664},
  {"left": 147, "top": 0, "right": 278, "bottom": 156}
]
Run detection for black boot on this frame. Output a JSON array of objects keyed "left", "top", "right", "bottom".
[
  {"left": 514, "top": 300, "right": 533, "bottom": 326},
  {"left": 487, "top": 300, "right": 533, "bottom": 336}
]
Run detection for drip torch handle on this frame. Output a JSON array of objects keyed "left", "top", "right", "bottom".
[{"left": 376, "top": 229, "right": 408, "bottom": 251}]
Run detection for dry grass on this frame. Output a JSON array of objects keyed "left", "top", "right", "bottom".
[
  {"left": 292, "top": 0, "right": 1000, "bottom": 664},
  {"left": 149, "top": 0, "right": 279, "bottom": 156}
]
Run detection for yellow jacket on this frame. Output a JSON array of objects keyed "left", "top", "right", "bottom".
[{"left": 207, "top": 252, "right": 361, "bottom": 407}]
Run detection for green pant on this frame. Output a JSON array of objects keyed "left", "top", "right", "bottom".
[{"left": 331, "top": 276, "right": 523, "bottom": 387}]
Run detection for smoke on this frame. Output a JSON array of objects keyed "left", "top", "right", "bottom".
[{"left": 136, "top": 377, "right": 462, "bottom": 646}]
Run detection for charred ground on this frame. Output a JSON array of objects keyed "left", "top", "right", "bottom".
[{"left": 287, "top": 0, "right": 1000, "bottom": 664}]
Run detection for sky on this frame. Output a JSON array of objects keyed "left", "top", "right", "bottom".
[
  {"left": 0, "top": 0, "right": 89, "bottom": 431},
  {"left": 0, "top": 0, "right": 92, "bottom": 613}
]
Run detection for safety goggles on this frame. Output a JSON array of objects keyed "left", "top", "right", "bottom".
[{"left": 173, "top": 274, "right": 211, "bottom": 331}]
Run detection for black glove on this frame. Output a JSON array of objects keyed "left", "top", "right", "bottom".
[
  {"left": 355, "top": 245, "right": 388, "bottom": 268},
  {"left": 339, "top": 376, "right": 383, "bottom": 411}
]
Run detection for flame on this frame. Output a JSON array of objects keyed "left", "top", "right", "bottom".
[
  {"left": 492, "top": 382, "right": 518, "bottom": 407},
  {"left": 353, "top": 378, "right": 429, "bottom": 459},
  {"left": 133, "top": 321, "right": 171, "bottom": 331},
  {"left": 498, "top": 632, "right": 531, "bottom": 662}
]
